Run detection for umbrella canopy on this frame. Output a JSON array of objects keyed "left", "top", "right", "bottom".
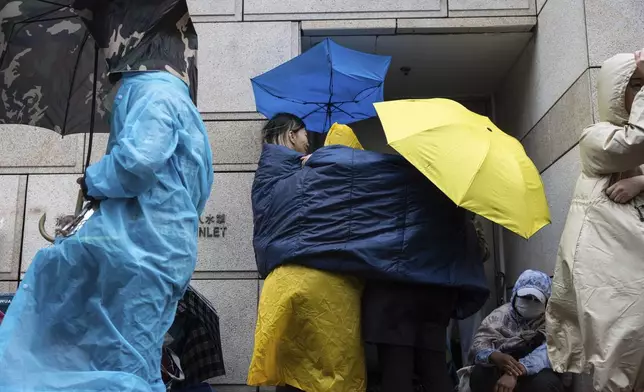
[
  {"left": 0, "top": 0, "right": 110, "bottom": 135},
  {"left": 251, "top": 38, "right": 391, "bottom": 133},
  {"left": 74, "top": 0, "right": 198, "bottom": 101},
  {"left": 167, "top": 285, "right": 225, "bottom": 387},
  {"left": 374, "top": 98, "right": 550, "bottom": 239},
  {"left": 0, "top": 0, "right": 198, "bottom": 138}
]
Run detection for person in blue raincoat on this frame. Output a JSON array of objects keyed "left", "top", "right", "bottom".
[{"left": 0, "top": 71, "right": 213, "bottom": 391}]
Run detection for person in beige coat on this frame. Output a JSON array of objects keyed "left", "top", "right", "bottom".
[{"left": 546, "top": 48, "right": 644, "bottom": 392}]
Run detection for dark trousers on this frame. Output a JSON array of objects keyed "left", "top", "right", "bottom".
[
  {"left": 363, "top": 283, "right": 457, "bottom": 392},
  {"left": 378, "top": 344, "right": 452, "bottom": 392},
  {"left": 470, "top": 365, "right": 564, "bottom": 392}
]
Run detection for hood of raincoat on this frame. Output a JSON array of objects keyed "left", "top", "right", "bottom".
[
  {"left": 253, "top": 143, "right": 490, "bottom": 319},
  {"left": 324, "top": 123, "right": 364, "bottom": 150},
  {"left": 511, "top": 269, "right": 551, "bottom": 304},
  {"left": 73, "top": 0, "right": 198, "bottom": 102},
  {"left": 597, "top": 53, "right": 637, "bottom": 125}
]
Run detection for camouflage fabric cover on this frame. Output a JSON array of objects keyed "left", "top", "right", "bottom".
[
  {"left": 0, "top": 0, "right": 197, "bottom": 135},
  {"left": 0, "top": 1, "right": 110, "bottom": 134},
  {"left": 73, "top": 0, "right": 198, "bottom": 102}
]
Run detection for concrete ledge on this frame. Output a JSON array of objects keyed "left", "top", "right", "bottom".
[
  {"left": 397, "top": 16, "right": 536, "bottom": 33},
  {"left": 192, "top": 271, "right": 260, "bottom": 280},
  {"left": 449, "top": 0, "right": 536, "bottom": 17},
  {"left": 188, "top": 0, "right": 242, "bottom": 22},
  {"left": 214, "top": 164, "right": 258, "bottom": 172},
  {"left": 201, "top": 112, "right": 266, "bottom": 121},
  {"left": 243, "top": 0, "right": 446, "bottom": 21},
  {"left": 302, "top": 19, "right": 396, "bottom": 36},
  {"left": 245, "top": 11, "right": 446, "bottom": 21}
]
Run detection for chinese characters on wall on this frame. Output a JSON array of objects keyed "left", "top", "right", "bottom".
[{"left": 198, "top": 213, "right": 228, "bottom": 238}]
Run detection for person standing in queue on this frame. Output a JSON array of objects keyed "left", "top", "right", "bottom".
[
  {"left": 247, "top": 114, "right": 366, "bottom": 392},
  {"left": 547, "top": 48, "right": 644, "bottom": 392}
]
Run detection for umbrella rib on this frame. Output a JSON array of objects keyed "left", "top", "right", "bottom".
[
  {"left": 85, "top": 42, "right": 99, "bottom": 170},
  {"left": 326, "top": 39, "right": 334, "bottom": 132},
  {"left": 301, "top": 102, "right": 367, "bottom": 120},
  {"left": 62, "top": 30, "right": 90, "bottom": 136},
  {"left": 350, "top": 83, "right": 382, "bottom": 102},
  {"left": 252, "top": 82, "right": 318, "bottom": 105},
  {"left": 4, "top": 7, "right": 70, "bottom": 61},
  {"left": 18, "top": 15, "right": 76, "bottom": 24},
  {"left": 300, "top": 103, "right": 328, "bottom": 120},
  {"left": 299, "top": 101, "right": 375, "bottom": 124},
  {"left": 327, "top": 102, "right": 372, "bottom": 119},
  {"left": 35, "top": 0, "right": 70, "bottom": 8},
  {"left": 15, "top": 6, "right": 68, "bottom": 26},
  {"left": 253, "top": 82, "right": 382, "bottom": 106}
]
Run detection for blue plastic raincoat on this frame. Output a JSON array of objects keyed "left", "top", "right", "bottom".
[{"left": 0, "top": 72, "right": 213, "bottom": 392}]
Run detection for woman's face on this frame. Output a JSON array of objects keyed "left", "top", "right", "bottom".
[{"left": 289, "top": 127, "right": 309, "bottom": 154}]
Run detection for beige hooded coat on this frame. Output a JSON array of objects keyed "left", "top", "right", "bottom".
[{"left": 546, "top": 53, "right": 644, "bottom": 392}]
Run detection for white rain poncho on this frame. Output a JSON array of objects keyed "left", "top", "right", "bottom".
[
  {"left": 0, "top": 71, "right": 213, "bottom": 392},
  {"left": 547, "top": 53, "right": 644, "bottom": 391}
]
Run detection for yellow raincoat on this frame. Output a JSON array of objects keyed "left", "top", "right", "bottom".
[
  {"left": 546, "top": 53, "right": 644, "bottom": 392},
  {"left": 247, "top": 124, "right": 366, "bottom": 392}
]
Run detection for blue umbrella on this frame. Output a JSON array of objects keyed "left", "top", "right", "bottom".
[{"left": 251, "top": 38, "right": 391, "bottom": 133}]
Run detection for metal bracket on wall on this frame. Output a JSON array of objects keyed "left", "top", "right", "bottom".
[{"left": 497, "top": 271, "right": 507, "bottom": 305}]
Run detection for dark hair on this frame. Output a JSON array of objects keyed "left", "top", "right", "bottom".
[{"left": 262, "top": 113, "right": 306, "bottom": 146}]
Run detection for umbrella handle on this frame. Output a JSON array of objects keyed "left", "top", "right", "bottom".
[
  {"left": 161, "top": 346, "right": 185, "bottom": 382},
  {"left": 38, "top": 191, "right": 94, "bottom": 244},
  {"left": 38, "top": 214, "right": 55, "bottom": 244},
  {"left": 75, "top": 189, "right": 84, "bottom": 216}
]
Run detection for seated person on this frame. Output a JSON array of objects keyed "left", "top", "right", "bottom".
[{"left": 458, "top": 270, "right": 563, "bottom": 392}]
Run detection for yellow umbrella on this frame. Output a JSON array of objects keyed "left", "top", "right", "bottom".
[
  {"left": 324, "top": 123, "right": 364, "bottom": 150},
  {"left": 373, "top": 98, "right": 550, "bottom": 239}
]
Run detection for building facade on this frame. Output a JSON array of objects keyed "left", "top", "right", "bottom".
[{"left": 0, "top": 0, "right": 642, "bottom": 390}]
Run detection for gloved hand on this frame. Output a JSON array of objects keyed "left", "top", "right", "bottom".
[
  {"left": 635, "top": 49, "right": 644, "bottom": 80},
  {"left": 76, "top": 176, "right": 95, "bottom": 202}
]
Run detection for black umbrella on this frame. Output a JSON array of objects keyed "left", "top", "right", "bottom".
[
  {"left": 0, "top": 1, "right": 109, "bottom": 145},
  {"left": 165, "top": 285, "right": 226, "bottom": 389},
  {"left": 2, "top": 0, "right": 200, "bottom": 240},
  {"left": 0, "top": 0, "right": 198, "bottom": 169}
]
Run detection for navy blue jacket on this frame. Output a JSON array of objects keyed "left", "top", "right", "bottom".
[{"left": 252, "top": 144, "right": 489, "bottom": 319}]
